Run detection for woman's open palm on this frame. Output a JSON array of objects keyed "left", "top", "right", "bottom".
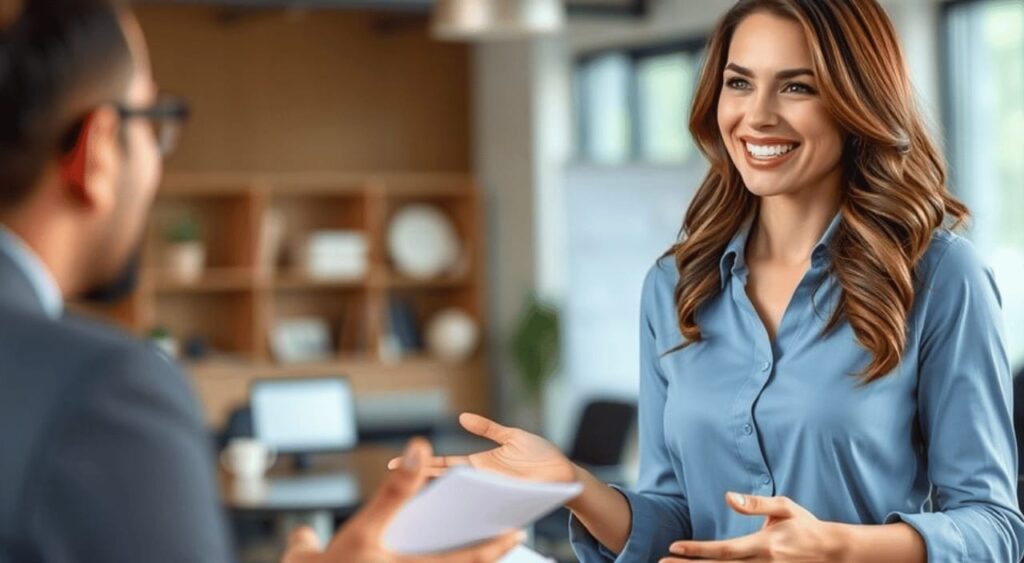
[{"left": 388, "top": 413, "right": 576, "bottom": 484}]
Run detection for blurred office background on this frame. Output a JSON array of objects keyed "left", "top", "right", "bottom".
[{"left": 80, "top": 0, "right": 1022, "bottom": 560}]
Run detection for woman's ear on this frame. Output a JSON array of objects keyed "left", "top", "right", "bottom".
[{"left": 61, "top": 105, "right": 120, "bottom": 212}]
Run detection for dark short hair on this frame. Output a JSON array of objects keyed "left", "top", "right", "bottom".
[{"left": 0, "top": 0, "right": 133, "bottom": 209}]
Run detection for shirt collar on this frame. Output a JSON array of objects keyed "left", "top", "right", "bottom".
[
  {"left": 0, "top": 226, "right": 64, "bottom": 319},
  {"left": 718, "top": 214, "right": 755, "bottom": 289},
  {"left": 718, "top": 211, "right": 842, "bottom": 289}
]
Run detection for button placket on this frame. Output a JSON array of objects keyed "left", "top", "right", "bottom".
[{"left": 730, "top": 279, "right": 778, "bottom": 496}]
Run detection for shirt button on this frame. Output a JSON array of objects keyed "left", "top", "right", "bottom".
[
  {"left": 742, "top": 424, "right": 753, "bottom": 435},
  {"left": 760, "top": 361, "right": 771, "bottom": 372},
  {"left": 761, "top": 475, "right": 771, "bottom": 485}
]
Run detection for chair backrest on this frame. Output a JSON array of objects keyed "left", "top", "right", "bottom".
[
  {"left": 217, "top": 404, "right": 253, "bottom": 450},
  {"left": 568, "top": 399, "right": 638, "bottom": 467}
]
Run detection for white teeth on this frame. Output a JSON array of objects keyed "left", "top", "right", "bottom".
[{"left": 745, "top": 142, "right": 797, "bottom": 159}]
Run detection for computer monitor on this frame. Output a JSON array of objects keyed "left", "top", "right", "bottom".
[{"left": 250, "top": 376, "right": 358, "bottom": 455}]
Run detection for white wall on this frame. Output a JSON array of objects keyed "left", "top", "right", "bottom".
[{"left": 472, "top": 41, "right": 539, "bottom": 424}]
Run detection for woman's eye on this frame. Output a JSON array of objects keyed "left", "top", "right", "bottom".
[
  {"left": 783, "top": 82, "right": 815, "bottom": 94},
  {"left": 725, "top": 78, "right": 750, "bottom": 90}
]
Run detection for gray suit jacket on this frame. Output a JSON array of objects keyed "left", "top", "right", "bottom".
[{"left": 0, "top": 250, "right": 234, "bottom": 562}]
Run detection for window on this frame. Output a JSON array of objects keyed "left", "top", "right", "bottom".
[
  {"left": 575, "top": 40, "right": 706, "bottom": 164},
  {"left": 944, "top": 0, "right": 1024, "bottom": 371}
]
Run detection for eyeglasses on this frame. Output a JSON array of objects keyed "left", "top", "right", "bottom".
[{"left": 117, "top": 95, "right": 190, "bottom": 156}]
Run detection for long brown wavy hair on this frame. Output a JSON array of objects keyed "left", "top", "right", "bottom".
[{"left": 670, "top": 0, "right": 969, "bottom": 382}]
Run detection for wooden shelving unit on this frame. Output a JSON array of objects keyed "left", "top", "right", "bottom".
[{"left": 111, "top": 172, "right": 488, "bottom": 427}]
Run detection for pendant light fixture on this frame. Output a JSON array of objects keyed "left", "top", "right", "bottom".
[{"left": 432, "top": 0, "right": 565, "bottom": 41}]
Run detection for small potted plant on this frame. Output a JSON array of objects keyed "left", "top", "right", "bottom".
[
  {"left": 164, "top": 215, "right": 205, "bottom": 283},
  {"left": 148, "top": 325, "right": 179, "bottom": 358},
  {"left": 510, "top": 293, "right": 561, "bottom": 432}
]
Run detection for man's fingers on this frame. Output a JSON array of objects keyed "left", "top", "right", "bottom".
[
  {"left": 352, "top": 438, "right": 432, "bottom": 536},
  {"left": 387, "top": 455, "right": 470, "bottom": 471},
  {"left": 415, "top": 530, "right": 527, "bottom": 563},
  {"left": 459, "top": 412, "right": 515, "bottom": 444},
  {"left": 281, "top": 526, "right": 322, "bottom": 563}
]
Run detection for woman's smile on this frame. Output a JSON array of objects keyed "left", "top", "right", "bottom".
[{"left": 740, "top": 135, "right": 802, "bottom": 169}]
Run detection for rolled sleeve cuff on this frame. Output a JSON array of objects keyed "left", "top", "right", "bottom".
[
  {"left": 885, "top": 510, "right": 967, "bottom": 563},
  {"left": 569, "top": 485, "right": 687, "bottom": 562}
]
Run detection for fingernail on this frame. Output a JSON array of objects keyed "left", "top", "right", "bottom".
[
  {"left": 402, "top": 443, "right": 421, "bottom": 470},
  {"left": 729, "top": 491, "right": 747, "bottom": 506},
  {"left": 516, "top": 530, "right": 528, "bottom": 542}
]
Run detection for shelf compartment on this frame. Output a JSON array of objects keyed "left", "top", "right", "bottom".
[
  {"left": 151, "top": 290, "right": 258, "bottom": 358},
  {"left": 147, "top": 191, "right": 258, "bottom": 272},
  {"left": 267, "top": 189, "right": 370, "bottom": 280},
  {"left": 271, "top": 287, "right": 370, "bottom": 358},
  {"left": 379, "top": 194, "right": 478, "bottom": 282}
]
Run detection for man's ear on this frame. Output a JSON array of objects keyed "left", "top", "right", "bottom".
[{"left": 61, "top": 106, "right": 120, "bottom": 212}]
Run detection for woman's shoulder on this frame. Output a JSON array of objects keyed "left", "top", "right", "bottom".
[
  {"left": 641, "top": 254, "right": 680, "bottom": 315},
  {"left": 917, "top": 228, "right": 990, "bottom": 287}
]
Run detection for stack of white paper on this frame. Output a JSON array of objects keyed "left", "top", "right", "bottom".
[
  {"left": 500, "top": 545, "right": 556, "bottom": 563},
  {"left": 383, "top": 466, "right": 582, "bottom": 556}
]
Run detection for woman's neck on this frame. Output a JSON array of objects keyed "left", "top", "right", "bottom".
[{"left": 747, "top": 182, "right": 841, "bottom": 267}]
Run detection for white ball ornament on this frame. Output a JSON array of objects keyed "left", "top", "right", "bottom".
[{"left": 425, "top": 308, "right": 479, "bottom": 363}]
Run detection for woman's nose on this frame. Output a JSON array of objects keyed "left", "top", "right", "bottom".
[{"left": 746, "top": 91, "right": 780, "bottom": 128}]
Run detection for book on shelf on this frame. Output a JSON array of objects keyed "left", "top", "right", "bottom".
[{"left": 387, "top": 294, "right": 422, "bottom": 356}]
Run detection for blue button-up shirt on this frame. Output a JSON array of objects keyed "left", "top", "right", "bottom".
[
  {"left": 0, "top": 225, "right": 62, "bottom": 319},
  {"left": 571, "top": 215, "right": 1024, "bottom": 562}
]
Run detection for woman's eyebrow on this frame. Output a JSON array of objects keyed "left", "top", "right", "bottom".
[{"left": 724, "top": 62, "right": 815, "bottom": 80}]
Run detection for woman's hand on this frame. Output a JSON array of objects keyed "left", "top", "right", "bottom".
[
  {"left": 660, "top": 492, "right": 846, "bottom": 562},
  {"left": 283, "top": 438, "right": 524, "bottom": 563},
  {"left": 386, "top": 413, "right": 576, "bottom": 484}
]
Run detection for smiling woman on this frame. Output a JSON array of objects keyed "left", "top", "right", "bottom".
[
  {"left": 675, "top": 1, "right": 969, "bottom": 381},
  {"left": 412, "top": 1, "right": 1024, "bottom": 562}
]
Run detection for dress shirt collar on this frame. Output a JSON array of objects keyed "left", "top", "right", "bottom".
[
  {"left": 0, "top": 225, "right": 63, "bottom": 318},
  {"left": 718, "top": 211, "right": 842, "bottom": 289}
]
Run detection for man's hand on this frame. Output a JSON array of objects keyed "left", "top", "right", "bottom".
[{"left": 281, "top": 437, "right": 525, "bottom": 563}]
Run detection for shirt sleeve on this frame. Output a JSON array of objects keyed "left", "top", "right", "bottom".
[
  {"left": 885, "top": 236, "right": 1024, "bottom": 563},
  {"left": 19, "top": 343, "right": 235, "bottom": 563},
  {"left": 570, "top": 262, "right": 692, "bottom": 562}
]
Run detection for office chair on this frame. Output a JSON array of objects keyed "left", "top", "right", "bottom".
[{"left": 568, "top": 399, "right": 638, "bottom": 471}]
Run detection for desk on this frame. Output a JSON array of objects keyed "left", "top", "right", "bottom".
[{"left": 220, "top": 444, "right": 401, "bottom": 544}]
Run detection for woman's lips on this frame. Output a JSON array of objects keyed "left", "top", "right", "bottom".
[{"left": 740, "top": 140, "right": 800, "bottom": 170}]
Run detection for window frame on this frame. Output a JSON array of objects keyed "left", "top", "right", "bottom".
[{"left": 574, "top": 36, "right": 708, "bottom": 164}]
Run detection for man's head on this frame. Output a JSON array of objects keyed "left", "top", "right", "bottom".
[{"left": 0, "top": 0, "right": 172, "bottom": 299}]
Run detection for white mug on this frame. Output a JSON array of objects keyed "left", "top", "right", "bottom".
[{"left": 220, "top": 438, "right": 276, "bottom": 480}]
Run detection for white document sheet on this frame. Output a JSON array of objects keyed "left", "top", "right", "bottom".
[
  {"left": 499, "top": 545, "right": 556, "bottom": 563},
  {"left": 383, "top": 466, "right": 583, "bottom": 555}
]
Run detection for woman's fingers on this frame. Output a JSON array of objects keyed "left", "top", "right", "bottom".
[
  {"left": 668, "top": 532, "right": 761, "bottom": 560},
  {"left": 459, "top": 412, "right": 516, "bottom": 444}
]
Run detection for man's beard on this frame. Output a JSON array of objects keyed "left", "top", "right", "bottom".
[{"left": 81, "top": 249, "right": 141, "bottom": 304}]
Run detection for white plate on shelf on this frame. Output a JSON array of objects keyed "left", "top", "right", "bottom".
[{"left": 387, "top": 204, "right": 460, "bottom": 279}]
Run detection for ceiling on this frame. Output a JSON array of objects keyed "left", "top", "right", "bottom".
[{"left": 135, "top": 0, "right": 648, "bottom": 17}]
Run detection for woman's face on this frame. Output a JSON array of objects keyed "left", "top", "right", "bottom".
[{"left": 717, "top": 12, "right": 844, "bottom": 200}]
